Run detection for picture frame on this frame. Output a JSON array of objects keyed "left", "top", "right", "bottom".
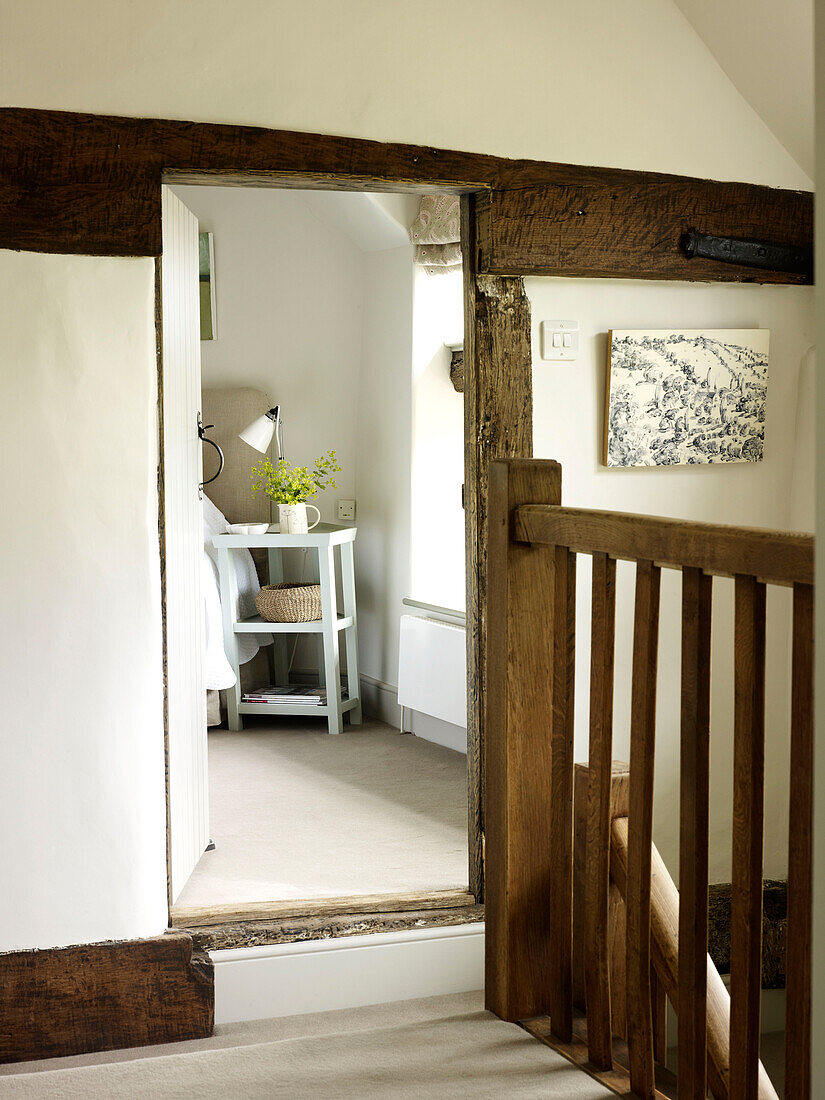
[
  {"left": 603, "top": 328, "right": 770, "bottom": 468},
  {"left": 199, "top": 231, "right": 217, "bottom": 341}
]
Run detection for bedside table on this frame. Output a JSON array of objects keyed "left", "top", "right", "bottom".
[{"left": 212, "top": 523, "right": 362, "bottom": 735}]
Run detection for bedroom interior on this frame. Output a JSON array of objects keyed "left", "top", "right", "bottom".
[{"left": 163, "top": 184, "right": 472, "bottom": 914}]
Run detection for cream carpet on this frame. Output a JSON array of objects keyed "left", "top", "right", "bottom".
[
  {"left": 0, "top": 992, "right": 612, "bottom": 1099},
  {"left": 175, "top": 720, "right": 469, "bottom": 907}
]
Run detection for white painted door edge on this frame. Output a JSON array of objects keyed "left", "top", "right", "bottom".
[{"left": 211, "top": 922, "right": 485, "bottom": 1024}]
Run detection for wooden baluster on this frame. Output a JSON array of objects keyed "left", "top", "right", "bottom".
[
  {"left": 730, "top": 575, "right": 767, "bottom": 1100},
  {"left": 584, "top": 552, "right": 617, "bottom": 1067},
  {"left": 679, "top": 567, "right": 713, "bottom": 1098},
  {"left": 651, "top": 965, "right": 667, "bottom": 1065},
  {"left": 625, "top": 560, "right": 661, "bottom": 1100},
  {"left": 549, "top": 545, "right": 576, "bottom": 1041},
  {"left": 485, "top": 458, "right": 562, "bottom": 1022},
  {"left": 612, "top": 815, "right": 780, "bottom": 1100},
  {"left": 574, "top": 761, "right": 629, "bottom": 1037},
  {"left": 784, "top": 582, "right": 813, "bottom": 1100}
]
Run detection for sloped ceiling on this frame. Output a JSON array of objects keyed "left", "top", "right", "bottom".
[
  {"left": 299, "top": 191, "right": 416, "bottom": 253},
  {"left": 673, "top": 0, "right": 813, "bottom": 178}
]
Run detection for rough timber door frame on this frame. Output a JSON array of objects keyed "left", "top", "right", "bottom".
[
  {"left": 461, "top": 194, "right": 533, "bottom": 898},
  {"left": 153, "top": 175, "right": 510, "bottom": 910}
]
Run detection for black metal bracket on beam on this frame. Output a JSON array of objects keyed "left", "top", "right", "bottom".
[{"left": 683, "top": 228, "right": 812, "bottom": 278}]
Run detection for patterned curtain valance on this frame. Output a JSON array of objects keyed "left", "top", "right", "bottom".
[{"left": 409, "top": 196, "right": 461, "bottom": 274}]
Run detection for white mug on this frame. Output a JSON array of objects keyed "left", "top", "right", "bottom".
[{"left": 277, "top": 502, "right": 320, "bottom": 535}]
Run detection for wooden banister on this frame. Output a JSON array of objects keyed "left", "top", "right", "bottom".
[
  {"left": 785, "top": 583, "right": 814, "bottom": 1100},
  {"left": 626, "top": 561, "right": 662, "bottom": 1100},
  {"left": 514, "top": 505, "right": 813, "bottom": 586},
  {"left": 485, "top": 458, "right": 563, "bottom": 1022},
  {"left": 611, "top": 817, "right": 779, "bottom": 1100},
  {"left": 678, "top": 566, "right": 713, "bottom": 1098},
  {"left": 485, "top": 461, "right": 814, "bottom": 1099},
  {"left": 584, "top": 553, "right": 618, "bottom": 1068},
  {"left": 549, "top": 545, "right": 577, "bottom": 1040},
  {"left": 730, "top": 576, "right": 767, "bottom": 1100}
]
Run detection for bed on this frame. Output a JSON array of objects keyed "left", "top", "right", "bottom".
[{"left": 200, "top": 386, "right": 275, "bottom": 725}]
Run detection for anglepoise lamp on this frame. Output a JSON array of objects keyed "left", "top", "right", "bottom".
[
  {"left": 238, "top": 405, "right": 284, "bottom": 460},
  {"left": 198, "top": 405, "right": 284, "bottom": 494}
]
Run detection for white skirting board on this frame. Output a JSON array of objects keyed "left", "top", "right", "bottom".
[{"left": 211, "top": 922, "right": 484, "bottom": 1024}]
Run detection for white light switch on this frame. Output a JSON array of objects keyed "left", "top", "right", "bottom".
[{"left": 540, "top": 320, "right": 580, "bottom": 361}]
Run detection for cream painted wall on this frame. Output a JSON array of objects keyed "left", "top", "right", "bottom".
[
  {"left": 0, "top": 251, "right": 167, "bottom": 951},
  {"left": 171, "top": 185, "right": 363, "bottom": 523},
  {"left": 528, "top": 278, "right": 814, "bottom": 882},
  {"left": 673, "top": 0, "right": 813, "bottom": 175},
  {"left": 0, "top": 0, "right": 811, "bottom": 188}
]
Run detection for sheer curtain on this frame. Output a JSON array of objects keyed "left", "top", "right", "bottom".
[{"left": 409, "top": 195, "right": 461, "bottom": 274}]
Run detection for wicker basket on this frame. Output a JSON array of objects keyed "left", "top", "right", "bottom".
[{"left": 255, "top": 583, "right": 322, "bottom": 623}]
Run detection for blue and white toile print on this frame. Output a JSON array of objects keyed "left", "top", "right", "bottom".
[{"left": 605, "top": 329, "right": 770, "bottom": 468}]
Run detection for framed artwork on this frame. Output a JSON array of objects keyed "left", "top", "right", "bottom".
[
  {"left": 603, "top": 329, "right": 769, "bottom": 467},
  {"left": 199, "top": 231, "right": 217, "bottom": 340}
]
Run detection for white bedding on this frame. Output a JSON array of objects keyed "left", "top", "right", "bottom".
[{"left": 202, "top": 495, "right": 271, "bottom": 690}]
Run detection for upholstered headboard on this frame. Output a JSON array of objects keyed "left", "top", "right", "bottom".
[
  {"left": 202, "top": 387, "right": 273, "bottom": 719},
  {"left": 201, "top": 387, "right": 273, "bottom": 525}
]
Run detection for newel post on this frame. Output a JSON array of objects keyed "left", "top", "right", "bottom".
[{"left": 485, "top": 457, "right": 563, "bottom": 1022}]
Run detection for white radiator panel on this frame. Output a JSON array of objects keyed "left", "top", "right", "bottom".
[{"left": 398, "top": 615, "right": 467, "bottom": 729}]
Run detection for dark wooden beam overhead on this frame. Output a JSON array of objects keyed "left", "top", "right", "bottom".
[
  {"left": 0, "top": 932, "right": 213, "bottom": 1064},
  {"left": 475, "top": 171, "right": 813, "bottom": 284},
  {"left": 0, "top": 108, "right": 813, "bottom": 285}
]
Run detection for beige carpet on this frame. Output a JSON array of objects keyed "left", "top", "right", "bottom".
[
  {"left": 175, "top": 720, "right": 469, "bottom": 907},
  {"left": 0, "top": 992, "right": 613, "bottom": 1098}
]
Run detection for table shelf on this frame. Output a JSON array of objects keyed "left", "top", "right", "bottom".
[
  {"left": 234, "top": 613, "right": 353, "bottom": 634},
  {"left": 238, "top": 697, "right": 360, "bottom": 719}
]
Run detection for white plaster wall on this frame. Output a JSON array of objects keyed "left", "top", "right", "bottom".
[
  {"left": 171, "top": 185, "right": 415, "bottom": 692},
  {"left": 0, "top": 0, "right": 809, "bottom": 188},
  {"left": 0, "top": 251, "right": 167, "bottom": 951},
  {"left": 528, "top": 278, "right": 814, "bottom": 881},
  {"left": 410, "top": 268, "right": 465, "bottom": 612},
  {"left": 355, "top": 246, "right": 415, "bottom": 688},
  {"left": 171, "top": 186, "right": 364, "bottom": 523}
]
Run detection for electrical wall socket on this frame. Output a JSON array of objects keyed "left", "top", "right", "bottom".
[{"left": 337, "top": 499, "right": 356, "bottom": 522}]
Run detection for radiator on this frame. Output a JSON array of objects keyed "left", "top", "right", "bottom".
[{"left": 397, "top": 614, "right": 467, "bottom": 728}]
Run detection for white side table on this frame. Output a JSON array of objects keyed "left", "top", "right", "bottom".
[{"left": 212, "top": 523, "right": 362, "bottom": 736}]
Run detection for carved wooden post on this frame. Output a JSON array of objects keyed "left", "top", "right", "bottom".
[
  {"left": 485, "top": 457, "right": 562, "bottom": 1022},
  {"left": 462, "top": 193, "right": 533, "bottom": 903}
]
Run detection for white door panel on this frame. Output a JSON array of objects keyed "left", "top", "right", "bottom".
[{"left": 162, "top": 186, "right": 209, "bottom": 901}]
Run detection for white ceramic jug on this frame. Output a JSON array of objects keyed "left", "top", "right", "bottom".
[{"left": 277, "top": 502, "right": 320, "bottom": 534}]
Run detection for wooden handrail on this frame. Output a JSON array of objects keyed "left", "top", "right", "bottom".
[
  {"left": 611, "top": 818, "right": 779, "bottom": 1100},
  {"left": 514, "top": 504, "right": 813, "bottom": 586},
  {"left": 486, "top": 460, "right": 813, "bottom": 1100}
]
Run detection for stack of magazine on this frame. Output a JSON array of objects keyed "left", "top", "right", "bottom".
[{"left": 242, "top": 685, "right": 325, "bottom": 706}]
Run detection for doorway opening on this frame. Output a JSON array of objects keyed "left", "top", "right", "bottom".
[{"left": 161, "top": 183, "right": 472, "bottom": 920}]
